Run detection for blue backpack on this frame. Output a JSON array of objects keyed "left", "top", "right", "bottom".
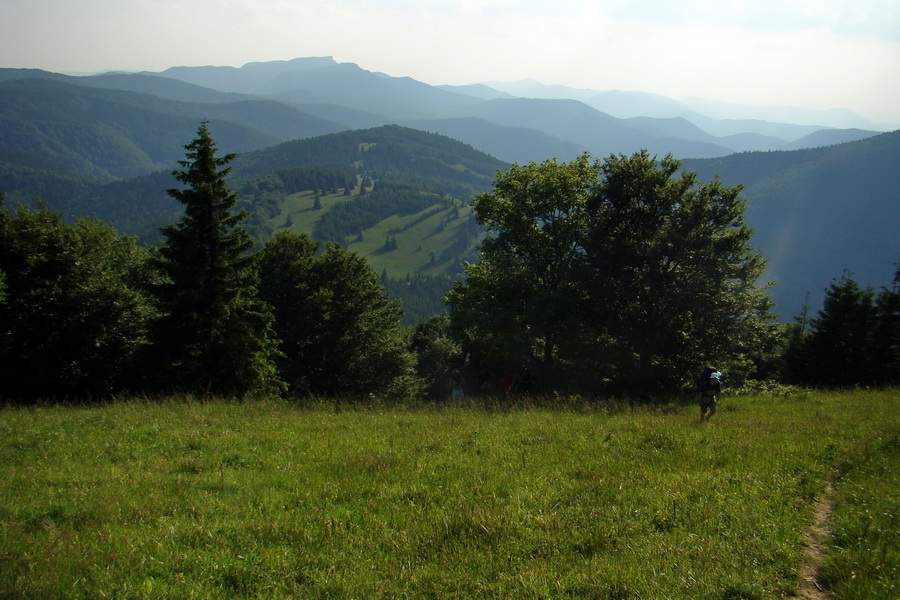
[{"left": 697, "top": 366, "right": 721, "bottom": 391}]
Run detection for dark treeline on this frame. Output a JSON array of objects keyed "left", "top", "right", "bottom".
[
  {"left": 0, "top": 126, "right": 897, "bottom": 403},
  {"left": 275, "top": 166, "right": 355, "bottom": 197},
  {"left": 782, "top": 271, "right": 900, "bottom": 387},
  {"left": 381, "top": 273, "right": 458, "bottom": 327},
  {"left": 441, "top": 152, "right": 899, "bottom": 396}
]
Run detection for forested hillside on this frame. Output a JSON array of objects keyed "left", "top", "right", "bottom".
[
  {"left": 231, "top": 126, "right": 506, "bottom": 322},
  {"left": 0, "top": 80, "right": 506, "bottom": 320},
  {"left": 0, "top": 79, "right": 273, "bottom": 178},
  {"left": 684, "top": 130, "right": 900, "bottom": 316}
]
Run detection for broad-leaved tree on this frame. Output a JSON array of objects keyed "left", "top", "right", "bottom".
[
  {"left": 0, "top": 202, "right": 154, "bottom": 400},
  {"left": 258, "top": 233, "right": 420, "bottom": 398},
  {"left": 448, "top": 152, "right": 777, "bottom": 395}
]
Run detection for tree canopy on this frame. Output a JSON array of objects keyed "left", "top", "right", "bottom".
[
  {"left": 258, "top": 232, "right": 420, "bottom": 399},
  {"left": 1, "top": 125, "right": 893, "bottom": 403},
  {"left": 783, "top": 270, "right": 900, "bottom": 386},
  {"left": 0, "top": 200, "right": 154, "bottom": 399},
  {"left": 448, "top": 152, "right": 778, "bottom": 396}
]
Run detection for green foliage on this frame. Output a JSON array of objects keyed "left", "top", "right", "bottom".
[
  {"left": 313, "top": 178, "right": 454, "bottom": 243},
  {"left": 382, "top": 273, "right": 456, "bottom": 326},
  {"left": 258, "top": 232, "right": 420, "bottom": 399},
  {"left": 0, "top": 390, "right": 896, "bottom": 598},
  {"left": 871, "top": 271, "right": 900, "bottom": 383},
  {"left": 410, "top": 313, "right": 464, "bottom": 398},
  {"left": 449, "top": 154, "right": 597, "bottom": 390},
  {"left": 256, "top": 231, "right": 319, "bottom": 392},
  {"left": 3, "top": 119, "right": 505, "bottom": 327},
  {"left": 150, "top": 122, "right": 282, "bottom": 397},
  {"left": 0, "top": 201, "right": 155, "bottom": 399},
  {"left": 217, "top": 126, "right": 503, "bottom": 323},
  {"left": 448, "top": 152, "right": 778, "bottom": 396},
  {"left": 783, "top": 270, "right": 900, "bottom": 386},
  {"left": 585, "top": 151, "right": 777, "bottom": 392},
  {"left": 233, "top": 125, "right": 504, "bottom": 192}
]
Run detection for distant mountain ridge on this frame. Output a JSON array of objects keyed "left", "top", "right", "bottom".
[
  {"left": 0, "top": 57, "right": 897, "bottom": 322},
  {"left": 131, "top": 57, "right": 886, "bottom": 160},
  {"left": 481, "top": 78, "right": 888, "bottom": 131},
  {"left": 3, "top": 58, "right": 886, "bottom": 161},
  {"left": 0, "top": 77, "right": 346, "bottom": 179}
]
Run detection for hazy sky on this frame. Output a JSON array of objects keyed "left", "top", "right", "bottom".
[{"left": 3, "top": 0, "right": 899, "bottom": 126}]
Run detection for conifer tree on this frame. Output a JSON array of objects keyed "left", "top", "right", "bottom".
[
  {"left": 804, "top": 273, "right": 876, "bottom": 385},
  {"left": 151, "top": 122, "right": 282, "bottom": 396},
  {"left": 871, "top": 267, "right": 900, "bottom": 385}
]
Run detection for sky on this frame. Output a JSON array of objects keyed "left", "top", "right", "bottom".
[{"left": 2, "top": 0, "right": 899, "bottom": 126}]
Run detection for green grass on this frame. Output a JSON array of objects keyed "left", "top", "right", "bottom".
[
  {"left": 268, "top": 186, "right": 476, "bottom": 278},
  {"left": 1, "top": 390, "right": 897, "bottom": 599},
  {"left": 345, "top": 203, "right": 475, "bottom": 276},
  {"left": 268, "top": 189, "right": 352, "bottom": 238}
]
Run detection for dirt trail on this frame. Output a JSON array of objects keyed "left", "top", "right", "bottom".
[{"left": 787, "top": 478, "right": 835, "bottom": 600}]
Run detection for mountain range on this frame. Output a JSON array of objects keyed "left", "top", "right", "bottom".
[{"left": 0, "top": 56, "right": 897, "bottom": 322}]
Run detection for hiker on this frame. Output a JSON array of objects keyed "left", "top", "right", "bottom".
[{"left": 697, "top": 366, "right": 722, "bottom": 420}]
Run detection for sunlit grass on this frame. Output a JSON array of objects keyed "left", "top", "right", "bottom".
[
  {"left": 268, "top": 186, "right": 475, "bottom": 278},
  {"left": 0, "top": 390, "right": 896, "bottom": 599}
]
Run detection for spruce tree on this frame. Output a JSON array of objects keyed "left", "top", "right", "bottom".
[
  {"left": 151, "top": 122, "right": 282, "bottom": 396},
  {"left": 871, "top": 267, "right": 900, "bottom": 385},
  {"left": 804, "top": 273, "right": 876, "bottom": 386}
]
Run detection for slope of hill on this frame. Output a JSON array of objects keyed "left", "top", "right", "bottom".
[
  {"left": 451, "top": 97, "right": 734, "bottom": 159},
  {"left": 397, "top": 117, "right": 587, "bottom": 164},
  {"left": 1, "top": 121, "right": 507, "bottom": 322},
  {"left": 233, "top": 124, "right": 504, "bottom": 184},
  {"left": 231, "top": 124, "right": 503, "bottom": 253},
  {"left": 73, "top": 72, "right": 249, "bottom": 104},
  {"left": 623, "top": 116, "right": 793, "bottom": 153},
  {"left": 0, "top": 78, "right": 344, "bottom": 180},
  {"left": 158, "top": 57, "right": 484, "bottom": 121},
  {"left": 684, "top": 130, "right": 900, "bottom": 318},
  {"left": 153, "top": 57, "right": 340, "bottom": 95},
  {"left": 229, "top": 125, "right": 507, "bottom": 323},
  {"left": 480, "top": 78, "right": 886, "bottom": 135},
  {"left": 781, "top": 128, "right": 883, "bottom": 151}
]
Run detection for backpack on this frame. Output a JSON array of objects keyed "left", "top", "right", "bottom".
[{"left": 697, "top": 366, "right": 719, "bottom": 391}]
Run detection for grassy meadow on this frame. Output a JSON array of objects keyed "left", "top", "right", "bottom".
[
  {"left": 0, "top": 390, "right": 897, "bottom": 599},
  {"left": 268, "top": 185, "right": 475, "bottom": 278}
]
